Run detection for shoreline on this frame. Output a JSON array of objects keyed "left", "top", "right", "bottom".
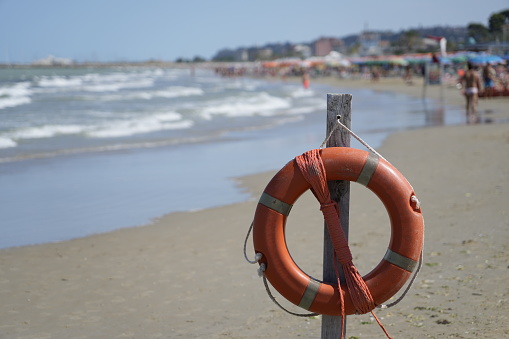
[{"left": 1, "top": 76, "right": 508, "bottom": 338}]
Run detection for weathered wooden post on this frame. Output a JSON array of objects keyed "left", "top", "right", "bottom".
[
  {"left": 321, "top": 94, "right": 352, "bottom": 338},
  {"left": 422, "top": 63, "right": 428, "bottom": 100}
]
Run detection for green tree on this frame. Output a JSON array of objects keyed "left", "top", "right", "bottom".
[
  {"left": 488, "top": 13, "right": 505, "bottom": 35},
  {"left": 192, "top": 56, "right": 206, "bottom": 63},
  {"left": 467, "top": 23, "right": 489, "bottom": 43},
  {"left": 348, "top": 43, "right": 361, "bottom": 55},
  {"left": 398, "top": 30, "right": 420, "bottom": 52}
]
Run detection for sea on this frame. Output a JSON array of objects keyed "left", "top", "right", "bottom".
[{"left": 0, "top": 66, "right": 465, "bottom": 249}]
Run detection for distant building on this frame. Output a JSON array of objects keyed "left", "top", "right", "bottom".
[
  {"left": 293, "top": 44, "right": 312, "bottom": 58},
  {"left": 358, "top": 31, "right": 383, "bottom": 56},
  {"left": 237, "top": 49, "right": 249, "bottom": 62},
  {"left": 314, "top": 37, "right": 345, "bottom": 56},
  {"left": 32, "top": 55, "right": 74, "bottom": 66},
  {"left": 257, "top": 48, "right": 273, "bottom": 60}
]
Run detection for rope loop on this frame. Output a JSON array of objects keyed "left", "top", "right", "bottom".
[
  {"left": 243, "top": 221, "right": 263, "bottom": 264},
  {"left": 321, "top": 115, "right": 387, "bottom": 162}
]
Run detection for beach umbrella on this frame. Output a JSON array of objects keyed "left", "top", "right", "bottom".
[
  {"left": 438, "top": 57, "right": 452, "bottom": 65},
  {"left": 360, "top": 57, "right": 408, "bottom": 66},
  {"left": 405, "top": 58, "right": 430, "bottom": 64},
  {"left": 275, "top": 57, "right": 301, "bottom": 67},
  {"left": 261, "top": 61, "right": 278, "bottom": 68},
  {"left": 403, "top": 53, "right": 432, "bottom": 64},
  {"left": 468, "top": 54, "right": 505, "bottom": 65},
  {"left": 447, "top": 52, "right": 474, "bottom": 63},
  {"left": 388, "top": 57, "right": 409, "bottom": 66},
  {"left": 349, "top": 57, "right": 366, "bottom": 65},
  {"left": 336, "top": 59, "right": 352, "bottom": 67}
]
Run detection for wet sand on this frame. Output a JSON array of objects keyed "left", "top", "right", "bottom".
[{"left": 1, "top": 76, "right": 508, "bottom": 338}]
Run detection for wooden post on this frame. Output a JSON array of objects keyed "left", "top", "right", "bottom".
[
  {"left": 321, "top": 94, "right": 352, "bottom": 338},
  {"left": 439, "top": 61, "right": 444, "bottom": 102},
  {"left": 422, "top": 63, "right": 428, "bottom": 100}
]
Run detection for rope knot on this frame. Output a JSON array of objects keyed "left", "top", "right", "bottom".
[{"left": 320, "top": 201, "right": 338, "bottom": 213}]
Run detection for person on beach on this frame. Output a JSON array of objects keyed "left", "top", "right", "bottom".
[
  {"left": 302, "top": 70, "right": 310, "bottom": 89},
  {"left": 403, "top": 65, "right": 413, "bottom": 85},
  {"left": 371, "top": 66, "right": 380, "bottom": 81},
  {"left": 482, "top": 64, "right": 496, "bottom": 98},
  {"left": 459, "top": 62, "right": 481, "bottom": 123}
]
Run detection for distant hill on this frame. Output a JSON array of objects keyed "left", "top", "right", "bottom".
[{"left": 212, "top": 26, "right": 469, "bottom": 62}]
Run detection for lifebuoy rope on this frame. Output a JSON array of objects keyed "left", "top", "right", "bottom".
[
  {"left": 320, "top": 115, "right": 386, "bottom": 162},
  {"left": 296, "top": 149, "right": 376, "bottom": 315},
  {"left": 244, "top": 221, "right": 320, "bottom": 317},
  {"left": 296, "top": 149, "right": 388, "bottom": 339}
]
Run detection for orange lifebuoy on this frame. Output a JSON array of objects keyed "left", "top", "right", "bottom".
[{"left": 253, "top": 147, "right": 424, "bottom": 316}]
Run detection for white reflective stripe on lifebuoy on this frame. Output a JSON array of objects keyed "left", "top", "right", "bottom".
[
  {"left": 258, "top": 192, "right": 293, "bottom": 216},
  {"left": 298, "top": 279, "right": 321, "bottom": 310},
  {"left": 356, "top": 153, "right": 379, "bottom": 186},
  {"left": 383, "top": 248, "right": 417, "bottom": 272}
]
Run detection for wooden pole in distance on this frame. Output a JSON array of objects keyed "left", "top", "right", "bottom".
[{"left": 321, "top": 94, "right": 352, "bottom": 339}]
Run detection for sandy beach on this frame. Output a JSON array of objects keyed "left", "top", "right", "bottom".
[{"left": 1, "top": 75, "right": 508, "bottom": 338}]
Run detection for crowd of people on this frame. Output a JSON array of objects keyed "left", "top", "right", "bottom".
[
  {"left": 213, "top": 59, "right": 507, "bottom": 126},
  {"left": 214, "top": 61, "right": 508, "bottom": 93}
]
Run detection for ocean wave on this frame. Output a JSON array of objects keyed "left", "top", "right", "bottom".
[
  {"left": 200, "top": 92, "right": 290, "bottom": 119},
  {"left": 37, "top": 77, "right": 83, "bottom": 88},
  {"left": 3, "top": 111, "right": 194, "bottom": 142},
  {"left": 0, "top": 137, "right": 17, "bottom": 149},
  {"left": 85, "top": 111, "right": 193, "bottom": 138},
  {"left": 0, "top": 82, "right": 33, "bottom": 109},
  {"left": 0, "top": 95, "right": 32, "bottom": 110},
  {"left": 152, "top": 86, "right": 205, "bottom": 98},
  {"left": 289, "top": 87, "right": 315, "bottom": 98},
  {"left": 8, "top": 124, "right": 86, "bottom": 140},
  {"left": 98, "top": 86, "right": 204, "bottom": 101},
  {"left": 210, "top": 79, "right": 261, "bottom": 92},
  {"left": 35, "top": 71, "right": 157, "bottom": 93},
  {"left": 81, "top": 78, "right": 155, "bottom": 92}
]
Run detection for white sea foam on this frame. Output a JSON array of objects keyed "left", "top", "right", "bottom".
[
  {"left": 4, "top": 111, "right": 194, "bottom": 142},
  {"left": 290, "top": 87, "right": 315, "bottom": 98},
  {"left": 82, "top": 78, "right": 154, "bottom": 92},
  {"left": 153, "top": 86, "right": 204, "bottom": 98},
  {"left": 212, "top": 80, "right": 259, "bottom": 92},
  {"left": 37, "top": 76, "right": 83, "bottom": 88},
  {"left": 200, "top": 92, "right": 290, "bottom": 119},
  {"left": 0, "top": 82, "right": 33, "bottom": 109},
  {"left": 86, "top": 111, "right": 193, "bottom": 138},
  {"left": 8, "top": 125, "right": 86, "bottom": 140},
  {"left": 35, "top": 72, "right": 156, "bottom": 93},
  {"left": 0, "top": 137, "right": 17, "bottom": 149},
  {"left": 98, "top": 86, "right": 204, "bottom": 101},
  {"left": 0, "top": 96, "right": 32, "bottom": 109}
]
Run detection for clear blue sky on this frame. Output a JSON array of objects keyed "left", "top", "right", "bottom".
[{"left": 0, "top": 0, "right": 507, "bottom": 63}]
